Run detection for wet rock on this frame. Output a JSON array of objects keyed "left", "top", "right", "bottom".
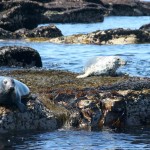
[
  {"left": 49, "top": 28, "right": 150, "bottom": 45},
  {"left": 0, "top": 46, "right": 42, "bottom": 67}
]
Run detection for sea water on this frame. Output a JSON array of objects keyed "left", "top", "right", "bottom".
[{"left": 0, "top": 16, "right": 150, "bottom": 149}]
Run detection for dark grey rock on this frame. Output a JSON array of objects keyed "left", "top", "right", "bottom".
[
  {"left": 0, "top": 46, "right": 42, "bottom": 67},
  {"left": 140, "top": 23, "right": 150, "bottom": 31}
]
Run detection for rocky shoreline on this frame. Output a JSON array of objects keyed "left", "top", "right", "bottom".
[
  {"left": 0, "top": 0, "right": 150, "bottom": 133},
  {"left": 0, "top": 70, "right": 150, "bottom": 133}
]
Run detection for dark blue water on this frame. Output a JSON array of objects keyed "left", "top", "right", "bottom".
[{"left": 0, "top": 16, "right": 150, "bottom": 149}]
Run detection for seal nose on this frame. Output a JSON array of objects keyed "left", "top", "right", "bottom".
[
  {"left": 120, "top": 60, "right": 127, "bottom": 66},
  {"left": 9, "top": 86, "right": 14, "bottom": 92}
]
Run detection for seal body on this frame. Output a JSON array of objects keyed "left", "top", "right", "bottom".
[
  {"left": 0, "top": 76, "right": 30, "bottom": 112},
  {"left": 77, "top": 56, "right": 126, "bottom": 78}
]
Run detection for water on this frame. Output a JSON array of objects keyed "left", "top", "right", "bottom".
[
  {"left": 0, "top": 16, "right": 150, "bottom": 149},
  {"left": 41, "top": 16, "right": 150, "bottom": 36},
  {"left": 0, "top": 40, "right": 150, "bottom": 77},
  {"left": 1, "top": 129, "right": 150, "bottom": 149}
]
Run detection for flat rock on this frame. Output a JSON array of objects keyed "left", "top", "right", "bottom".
[{"left": 49, "top": 28, "right": 150, "bottom": 45}]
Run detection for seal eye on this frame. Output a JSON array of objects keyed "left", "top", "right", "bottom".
[{"left": 4, "top": 81, "right": 7, "bottom": 84}]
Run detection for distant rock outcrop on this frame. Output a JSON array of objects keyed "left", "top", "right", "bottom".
[
  {"left": 0, "top": 0, "right": 106, "bottom": 31},
  {"left": 49, "top": 28, "right": 150, "bottom": 45},
  {"left": 102, "top": 0, "right": 150, "bottom": 16},
  {"left": 0, "top": 1, "right": 45, "bottom": 31}
]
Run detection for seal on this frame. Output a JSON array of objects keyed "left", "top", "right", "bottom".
[
  {"left": 76, "top": 56, "right": 126, "bottom": 78},
  {"left": 0, "top": 76, "right": 30, "bottom": 112}
]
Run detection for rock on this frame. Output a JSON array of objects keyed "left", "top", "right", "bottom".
[
  {"left": 99, "top": 78, "right": 150, "bottom": 127},
  {"left": 0, "top": 24, "right": 63, "bottom": 39},
  {"left": 102, "top": 0, "right": 150, "bottom": 16},
  {"left": 0, "top": 0, "right": 106, "bottom": 32},
  {"left": 44, "top": 7, "right": 105, "bottom": 23},
  {"left": 0, "top": 46, "right": 42, "bottom": 67},
  {"left": 0, "top": 69, "right": 150, "bottom": 132},
  {"left": 0, "top": 98, "right": 67, "bottom": 133},
  {"left": 140, "top": 23, "right": 150, "bottom": 31},
  {"left": 0, "top": 1, "right": 45, "bottom": 31},
  {"left": 49, "top": 28, "right": 150, "bottom": 45},
  {"left": 51, "top": 77, "right": 150, "bottom": 130},
  {"left": 17, "top": 24, "right": 63, "bottom": 38},
  {"left": 0, "top": 28, "right": 21, "bottom": 39}
]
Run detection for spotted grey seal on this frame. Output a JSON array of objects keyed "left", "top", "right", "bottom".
[
  {"left": 76, "top": 56, "right": 126, "bottom": 78},
  {"left": 0, "top": 76, "right": 30, "bottom": 112}
]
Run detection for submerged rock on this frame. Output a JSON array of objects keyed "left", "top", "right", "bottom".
[
  {"left": 49, "top": 28, "right": 150, "bottom": 45},
  {"left": 0, "top": 46, "right": 42, "bottom": 67}
]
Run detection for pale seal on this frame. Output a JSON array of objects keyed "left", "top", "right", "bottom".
[
  {"left": 76, "top": 56, "right": 126, "bottom": 78},
  {"left": 0, "top": 76, "right": 30, "bottom": 112}
]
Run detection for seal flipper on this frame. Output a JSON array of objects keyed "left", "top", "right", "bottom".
[
  {"left": 76, "top": 71, "right": 90, "bottom": 78},
  {"left": 15, "top": 91, "right": 27, "bottom": 113}
]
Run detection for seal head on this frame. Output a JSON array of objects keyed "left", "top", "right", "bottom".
[{"left": 0, "top": 76, "right": 30, "bottom": 112}]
